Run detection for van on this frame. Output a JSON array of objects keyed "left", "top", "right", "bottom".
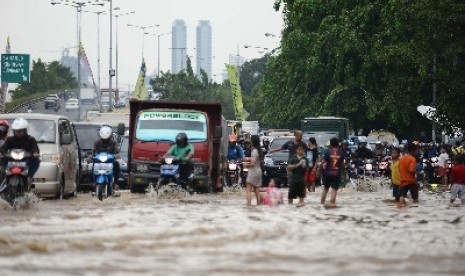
[{"left": 2, "top": 114, "right": 79, "bottom": 198}]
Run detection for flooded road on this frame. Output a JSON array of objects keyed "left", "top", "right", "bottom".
[{"left": 0, "top": 186, "right": 464, "bottom": 275}]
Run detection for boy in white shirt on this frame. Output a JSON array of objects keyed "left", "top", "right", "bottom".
[{"left": 437, "top": 146, "right": 449, "bottom": 191}]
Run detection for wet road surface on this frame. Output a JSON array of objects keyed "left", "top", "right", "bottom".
[{"left": 0, "top": 186, "right": 464, "bottom": 275}]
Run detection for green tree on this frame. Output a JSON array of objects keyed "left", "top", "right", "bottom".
[
  {"left": 11, "top": 59, "right": 77, "bottom": 99},
  {"left": 255, "top": 0, "right": 465, "bottom": 139},
  {"left": 151, "top": 57, "right": 236, "bottom": 119}
]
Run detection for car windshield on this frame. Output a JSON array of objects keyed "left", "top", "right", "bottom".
[
  {"left": 74, "top": 125, "right": 100, "bottom": 150},
  {"left": 135, "top": 111, "right": 207, "bottom": 142},
  {"left": 67, "top": 99, "right": 78, "bottom": 104},
  {"left": 270, "top": 138, "right": 293, "bottom": 151},
  {"left": 6, "top": 119, "right": 56, "bottom": 143}
]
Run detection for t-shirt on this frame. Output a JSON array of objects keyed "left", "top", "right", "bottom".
[
  {"left": 355, "top": 147, "right": 373, "bottom": 159},
  {"left": 0, "top": 135, "right": 40, "bottom": 155},
  {"left": 289, "top": 154, "right": 309, "bottom": 182},
  {"left": 93, "top": 139, "right": 118, "bottom": 155},
  {"left": 452, "top": 146, "right": 465, "bottom": 156},
  {"left": 324, "top": 148, "right": 344, "bottom": 177},
  {"left": 451, "top": 164, "right": 465, "bottom": 185},
  {"left": 306, "top": 148, "right": 319, "bottom": 168},
  {"left": 167, "top": 144, "right": 195, "bottom": 159},
  {"left": 399, "top": 154, "right": 416, "bottom": 186},
  {"left": 438, "top": 153, "right": 449, "bottom": 168},
  {"left": 282, "top": 140, "right": 309, "bottom": 162},
  {"left": 227, "top": 145, "right": 244, "bottom": 161},
  {"left": 391, "top": 159, "right": 401, "bottom": 185}
]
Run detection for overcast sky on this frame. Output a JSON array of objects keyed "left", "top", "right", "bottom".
[{"left": 0, "top": 0, "right": 284, "bottom": 90}]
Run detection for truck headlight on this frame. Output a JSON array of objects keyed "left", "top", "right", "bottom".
[{"left": 264, "top": 156, "right": 274, "bottom": 165}]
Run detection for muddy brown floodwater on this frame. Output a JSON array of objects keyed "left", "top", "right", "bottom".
[{"left": 0, "top": 186, "right": 464, "bottom": 275}]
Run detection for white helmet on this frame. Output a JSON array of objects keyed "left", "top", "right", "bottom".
[
  {"left": 358, "top": 136, "right": 368, "bottom": 143},
  {"left": 11, "top": 118, "right": 29, "bottom": 131},
  {"left": 99, "top": 126, "right": 113, "bottom": 140}
]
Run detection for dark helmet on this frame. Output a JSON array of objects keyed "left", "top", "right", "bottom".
[{"left": 175, "top": 132, "right": 188, "bottom": 146}]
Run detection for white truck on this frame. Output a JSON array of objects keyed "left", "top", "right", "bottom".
[{"left": 80, "top": 87, "right": 96, "bottom": 105}]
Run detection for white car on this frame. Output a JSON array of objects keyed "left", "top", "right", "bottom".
[{"left": 65, "top": 99, "right": 79, "bottom": 111}]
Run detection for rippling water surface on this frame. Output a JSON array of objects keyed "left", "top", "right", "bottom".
[{"left": 0, "top": 186, "right": 464, "bottom": 275}]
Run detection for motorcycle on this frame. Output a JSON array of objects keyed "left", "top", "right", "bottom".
[
  {"left": 352, "top": 158, "right": 378, "bottom": 191},
  {"left": 92, "top": 152, "right": 115, "bottom": 201},
  {"left": 156, "top": 152, "right": 194, "bottom": 196},
  {"left": 225, "top": 159, "right": 241, "bottom": 188},
  {"left": 0, "top": 149, "right": 31, "bottom": 210}
]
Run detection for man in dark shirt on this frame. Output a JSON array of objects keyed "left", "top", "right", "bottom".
[
  {"left": 0, "top": 118, "right": 41, "bottom": 191},
  {"left": 269, "top": 130, "right": 309, "bottom": 185},
  {"left": 269, "top": 130, "right": 309, "bottom": 161}
]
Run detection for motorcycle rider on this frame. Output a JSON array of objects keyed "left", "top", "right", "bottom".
[
  {"left": 262, "top": 137, "right": 271, "bottom": 155},
  {"left": 164, "top": 132, "right": 194, "bottom": 188},
  {"left": 354, "top": 137, "right": 373, "bottom": 174},
  {"left": 0, "top": 118, "right": 41, "bottom": 192},
  {"left": 244, "top": 140, "right": 253, "bottom": 158},
  {"left": 355, "top": 137, "right": 374, "bottom": 159},
  {"left": 228, "top": 135, "right": 244, "bottom": 161},
  {"left": 341, "top": 140, "right": 353, "bottom": 183},
  {"left": 227, "top": 135, "right": 245, "bottom": 185},
  {"left": 373, "top": 141, "right": 386, "bottom": 160},
  {"left": 93, "top": 125, "right": 120, "bottom": 193}
]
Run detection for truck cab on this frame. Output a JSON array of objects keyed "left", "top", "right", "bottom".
[{"left": 128, "top": 100, "right": 225, "bottom": 193}]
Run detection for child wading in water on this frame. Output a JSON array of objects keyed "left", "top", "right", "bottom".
[
  {"left": 260, "top": 178, "right": 283, "bottom": 206},
  {"left": 450, "top": 154, "right": 465, "bottom": 205},
  {"left": 287, "top": 144, "right": 308, "bottom": 207},
  {"left": 390, "top": 147, "right": 401, "bottom": 202},
  {"left": 321, "top": 137, "right": 344, "bottom": 207}
]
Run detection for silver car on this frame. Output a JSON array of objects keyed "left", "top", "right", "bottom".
[{"left": 2, "top": 114, "right": 79, "bottom": 198}]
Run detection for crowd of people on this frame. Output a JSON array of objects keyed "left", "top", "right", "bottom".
[{"left": 237, "top": 130, "right": 465, "bottom": 208}]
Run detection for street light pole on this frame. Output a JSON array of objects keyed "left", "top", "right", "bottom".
[
  {"left": 127, "top": 24, "right": 160, "bottom": 57},
  {"left": 144, "top": 31, "right": 171, "bottom": 78},
  {"left": 158, "top": 32, "right": 171, "bottom": 78},
  {"left": 108, "top": 0, "right": 114, "bottom": 112},
  {"left": 51, "top": 0, "right": 104, "bottom": 120},
  {"left": 77, "top": 5, "right": 82, "bottom": 120},
  {"left": 114, "top": 10, "right": 135, "bottom": 96}
]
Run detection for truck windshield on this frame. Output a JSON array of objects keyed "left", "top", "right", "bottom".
[{"left": 136, "top": 111, "right": 207, "bottom": 142}]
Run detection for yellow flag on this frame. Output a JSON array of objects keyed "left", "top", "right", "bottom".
[
  {"left": 133, "top": 58, "right": 147, "bottom": 99},
  {"left": 225, "top": 64, "right": 245, "bottom": 121}
]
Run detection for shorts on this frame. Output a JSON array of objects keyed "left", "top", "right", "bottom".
[
  {"left": 450, "top": 184, "right": 465, "bottom": 200},
  {"left": 305, "top": 171, "right": 316, "bottom": 183},
  {"left": 399, "top": 183, "right": 419, "bottom": 200},
  {"left": 288, "top": 180, "right": 306, "bottom": 199},
  {"left": 438, "top": 167, "right": 447, "bottom": 177},
  {"left": 323, "top": 176, "right": 341, "bottom": 190}
]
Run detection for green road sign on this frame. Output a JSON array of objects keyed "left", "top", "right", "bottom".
[{"left": 1, "top": 54, "right": 30, "bottom": 83}]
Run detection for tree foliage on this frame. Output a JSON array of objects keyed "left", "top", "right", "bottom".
[
  {"left": 151, "top": 57, "right": 236, "bottom": 119},
  {"left": 11, "top": 59, "right": 77, "bottom": 99},
  {"left": 248, "top": 0, "right": 465, "bottom": 139}
]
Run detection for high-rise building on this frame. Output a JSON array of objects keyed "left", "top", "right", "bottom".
[
  {"left": 196, "top": 20, "right": 212, "bottom": 80},
  {"left": 171, "top": 20, "right": 187, "bottom": 73}
]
